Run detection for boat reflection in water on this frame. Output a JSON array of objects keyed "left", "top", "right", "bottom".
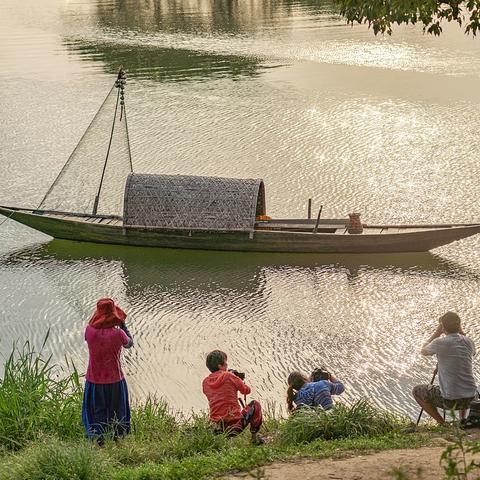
[{"left": 2, "top": 239, "right": 472, "bottom": 298}]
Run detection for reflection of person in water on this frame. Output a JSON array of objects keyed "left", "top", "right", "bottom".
[{"left": 82, "top": 298, "right": 134, "bottom": 445}]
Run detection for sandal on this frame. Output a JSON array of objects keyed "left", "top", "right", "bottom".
[{"left": 460, "top": 418, "right": 480, "bottom": 429}]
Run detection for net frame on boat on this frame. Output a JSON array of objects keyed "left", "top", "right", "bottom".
[
  {"left": 36, "top": 67, "right": 132, "bottom": 217},
  {"left": 123, "top": 173, "right": 266, "bottom": 232}
]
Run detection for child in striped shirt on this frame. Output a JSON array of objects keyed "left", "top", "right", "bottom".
[{"left": 287, "top": 370, "right": 344, "bottom": 412}]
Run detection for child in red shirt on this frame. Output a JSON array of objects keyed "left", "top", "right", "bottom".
[{"left": 202, "top": 350, "right": 263, "bottom": 443}]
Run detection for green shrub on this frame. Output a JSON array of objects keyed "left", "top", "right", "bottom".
[
  {"left": 174, "top": 414, "right": 227, "bottom": 457},
  {"left": 109, "top": 413, "right": 228, "bottom": 467},
  {"left": 0, "top": 339, "right": 83, "bottom": 449},
  {"left": 0, "top": 437, "right": 112, "bottom": 480},
  {"left": 131, "top": 396, "right": 178, "bottom": 440},
  {"left": 440, "top": 426, "right": 480, "bottom": 480},
  {"left": 280, "top": 400, "right": 408, "bottom": 444},
  {"left": 261, "top": 400, "right": 284, "bottom": 433}
]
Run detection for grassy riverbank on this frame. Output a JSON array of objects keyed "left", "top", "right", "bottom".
[{"left": 0, "top": 342, "right": 432, "bottom": 480}]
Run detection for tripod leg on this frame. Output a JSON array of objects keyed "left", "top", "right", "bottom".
[
  {"left": 416, "top": 408, "right": 424, "bottom": 426},
  {"left": 415, "top": 367, "right": 438, "bottom": 426}
]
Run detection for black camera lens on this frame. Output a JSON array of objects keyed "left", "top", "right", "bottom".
[
  {"left": 311, "top": 368, "right": 330, "bottom": 382},
  {"left": 228, "top": 369, "right": 246, "bottom": 381}
]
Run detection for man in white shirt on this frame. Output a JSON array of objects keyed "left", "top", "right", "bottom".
[{"left": 413, "top": 311, "right": 477, "bottom": 425}]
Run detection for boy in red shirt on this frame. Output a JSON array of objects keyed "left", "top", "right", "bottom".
[{"left": 202, "top": 350, "right": 263, "bottom": 443}]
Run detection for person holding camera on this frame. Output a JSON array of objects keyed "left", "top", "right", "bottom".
[
  {"left": 287, "top": 369, "right": 344, "bottom": 412},
  {"left": 413, "top": 311, "right": 476, "bottom": 425},
  {"left": 82, "top": 298, "right": 133, "bottom": 445},
  {"left": 202, "top": 350, "right": 263, "bottom": 444}
]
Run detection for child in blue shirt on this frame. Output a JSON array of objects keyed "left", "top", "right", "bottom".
[{"left": 287, "top": 370, "right": 345, "bottom": 412}]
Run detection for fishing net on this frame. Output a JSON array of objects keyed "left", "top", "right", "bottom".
[{"left": 38, "top": 70, "right": 132, "bottom": 217}]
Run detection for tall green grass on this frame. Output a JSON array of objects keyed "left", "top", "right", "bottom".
[
  {"left": 109, "top": 410, "right": 229, "bottom": 467},
  {"left": 0, "top": 438, "right": 112, "bottom": 480},
  {"left": 280, "top": 400, "right": 409, "bottom": 444},
  {"left": 0, "top": 337, "right": 83, "bottom": 450}
]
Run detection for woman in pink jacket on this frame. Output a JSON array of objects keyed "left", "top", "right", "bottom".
[{"left": 82, "top": 298, "right": 133, "bottom": 445}]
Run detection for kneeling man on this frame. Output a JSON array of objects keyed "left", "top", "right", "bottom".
[{"left": 413, "top": 311, "right": 477, "bottom": 424}]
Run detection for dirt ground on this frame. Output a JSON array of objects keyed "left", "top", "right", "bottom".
[
  {"left": 226, "top": 446, "right": 446, "bottom": 479},
  {"left": 224, "top": 431, "right": 480, "bottom": 480},
  {"left": 224, "top": 429, "right": 480, "bottom": 480}
]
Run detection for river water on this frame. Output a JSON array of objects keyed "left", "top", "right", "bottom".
[{"left": 1, "top": 0, "right": 480, "bottom": 417}]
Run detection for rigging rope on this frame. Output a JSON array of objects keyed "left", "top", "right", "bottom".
[
  {"left": 0, "top": 67, "right": 132, "bottom": 230},
  {"left": 41, "top": 66, "right": 131, "bottom": 216},
  {"left": 36, "top": 85, "right": 116, "bottom": 213},
  {"left": 124, "top": 105, "right": 133, "bottom": 173},
  {"left": 92, "top": 86, "right": 121, "bottom": 215},
  {"left": 92, "top": 67, "right": 128, "bottom": 215},
  {"left": 0, "top": 210, "right": 16, "bottom": 228}
]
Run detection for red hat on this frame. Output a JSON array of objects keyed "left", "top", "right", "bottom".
[{"left": 89, "top": 298, "right": 126, "bottom": 329}]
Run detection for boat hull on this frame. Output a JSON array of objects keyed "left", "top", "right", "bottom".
[{"left": 1, "top": 206, "right": 480, "bottom": 254}]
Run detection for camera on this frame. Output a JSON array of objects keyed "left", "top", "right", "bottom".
[
  {"left": 228, "top": 369, "right": 245, "bottom": 381},
  {"left": 310, "top": 368, "right": 330, "bottom": 382}
]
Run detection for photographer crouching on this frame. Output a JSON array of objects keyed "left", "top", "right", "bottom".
[
  {"left": 287, "top": 367, "right": 345, "bottom": 412},
  {"left": 202, "top": 350, "right": 263, "bottom": 444},
  {"left": 413, "top": 311, "right": 477, "bottom": 425}
]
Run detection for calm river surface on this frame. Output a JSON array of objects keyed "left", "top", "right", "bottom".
[{"left": 1, "top": 0, "right": 480, "bottom": 417}]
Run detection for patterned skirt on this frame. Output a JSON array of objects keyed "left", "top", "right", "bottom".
[{"left": 82, "top": 379, "right": 131, "bottom": 440}]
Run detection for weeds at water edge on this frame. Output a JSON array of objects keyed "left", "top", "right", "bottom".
[{"left": 280, "top": 399, "right": 408, "bottom": 444}]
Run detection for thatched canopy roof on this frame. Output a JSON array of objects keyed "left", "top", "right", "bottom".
[{"left": 123, "top": 173, "right": 266, "bottom": 232}]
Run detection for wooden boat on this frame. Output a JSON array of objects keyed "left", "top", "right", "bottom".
[
  {"left": 1, "top": 202, "right": 479, "bottom": 253},
  {"left": 1, "top": 69, "right": 479, "bottom": 254}
]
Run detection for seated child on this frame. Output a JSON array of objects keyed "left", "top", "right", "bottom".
[
  {"left": 202, "top": 350, "right": 263, "bottom": 443},
  {"left": 287, "top": 370, "right": 345, "bottom": 412}
]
